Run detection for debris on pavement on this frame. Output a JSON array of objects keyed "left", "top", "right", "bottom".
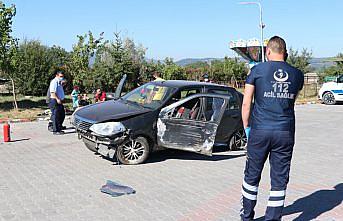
[{"left": 100, "top": 180, "right": 136, "bottom": 197}]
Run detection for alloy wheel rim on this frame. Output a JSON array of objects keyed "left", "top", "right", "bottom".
[
  {"left": 234, "top": 131, "right": 247, "bottom": 149},
  {"left": 324, "top": 93, "right": 335, "bottom": 104},
  {"left": 122, "top": 140, "right": 145, "bottom": 162}
]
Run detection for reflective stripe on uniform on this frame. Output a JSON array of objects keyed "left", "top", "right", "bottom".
[
  {"left": 267, "top": 200, "right": 284, "bottom": 207},
  {"left": 242, "top": 179, "right": 258, "bottom": 192},
  {"left": 270, "top": 190, "right": 286, "bottom": 197},
  {"left": 242, "top": 189, "right": 257, "bottom": 200}
]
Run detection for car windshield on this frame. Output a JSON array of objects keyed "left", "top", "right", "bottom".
[{"left": 121, "top": 83, "right": 174, "bottom": 109}]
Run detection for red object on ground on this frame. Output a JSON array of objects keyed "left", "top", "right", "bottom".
[{"left": 3, "top": 122, "right": 11, "bottom": 142}]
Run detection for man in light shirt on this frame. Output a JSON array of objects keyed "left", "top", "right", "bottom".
[{"left": 49, "top": 70, "right": 66, "bottom": 135}]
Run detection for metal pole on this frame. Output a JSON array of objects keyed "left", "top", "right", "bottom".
[
  {"left": 239, "top": 2, "right": 265, "bottom": 62},
  {"left": 258, "top": 3, "right": 265, "bottom": 62}
]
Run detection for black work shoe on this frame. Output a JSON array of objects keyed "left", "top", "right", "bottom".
[
  {"left": 61, "top": 126, "right": 67, "bottom": 130},
  {"left": 53, "top": 131, "right": 65, "bottom": 135}
]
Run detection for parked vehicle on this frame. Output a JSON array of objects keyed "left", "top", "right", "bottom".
[
  {"left": 72, "top": 77, "right": 246, "bottom": 165},
  {"left": 318, "top": 75, "right": 343, "bottom": 105}
]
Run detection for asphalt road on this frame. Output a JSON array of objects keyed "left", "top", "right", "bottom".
[{"left": 0, "top": 104, "right": 342, "bottom": 221}]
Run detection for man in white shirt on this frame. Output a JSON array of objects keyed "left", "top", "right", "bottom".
[{"left": 49, "top": 70, "right": 65, "bottom": 135}]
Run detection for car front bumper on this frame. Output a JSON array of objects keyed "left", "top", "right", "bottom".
[{"left": 77, "top": 129, "right": 128, "bottom": 158}]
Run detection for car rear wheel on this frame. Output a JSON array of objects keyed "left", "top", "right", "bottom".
[
  {"left": 323, "top": 92, "right": 336, "bottom": 105},
  {"left": 117, "top": 137, "right": 150, "bottom": 165},
  {"left": 229, "top": 130, "right": 247, "bottom": 151}
]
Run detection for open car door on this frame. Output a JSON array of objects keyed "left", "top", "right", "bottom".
[
  {"left": 157, "top": 94, "right": 227, "bottom": 156},
  {"left": 114, "top": 74, "right": 127, "bottom": 99}
]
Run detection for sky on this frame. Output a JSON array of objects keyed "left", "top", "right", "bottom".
[{"left": 3, "top": 0, "right": 343, "bottom": 60}]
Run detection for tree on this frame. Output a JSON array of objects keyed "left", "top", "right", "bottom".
[
  {"left": 321, "top": 53, "right": 343, "bottom": 82},
  {"left": 184, "top": 62, "right": 210, "bottom": 80},
  {"left": 93, "top": 32, "right": 144, "bottom": 91},
  {"left": 67, "top": 31, "right": 104, "bottom": 91},
  {"left": 0, "top": 2, "right": 18, "bottom": 109},
  {"left": 287, "top": 48, "right": 313, "bottom": 73},
  {"left": 13, "top": 40, "right": 69, "bottom": 96},
  {"left": 162, "top": 58, "right": 186, "bottom": 80}
]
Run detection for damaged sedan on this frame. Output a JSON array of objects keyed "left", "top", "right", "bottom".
[{"left": 72, "top": 77, "right": 246, "bottom": 165}]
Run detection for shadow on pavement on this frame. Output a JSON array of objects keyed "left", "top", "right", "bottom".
[
  {"left": 254, "top": 183, "right": 343, "bottom": 221},
  {"left": 145, "top": 148, "right": 246, "bottom": 164},
  {"left": 99, "top": 147, "right": 246, "bottom": 165},
  {"left": 9, "top": 138, "right": 30, "bottom": 142}
]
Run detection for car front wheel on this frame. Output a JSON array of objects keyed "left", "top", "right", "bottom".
[
  {"left": 322, "top": 92, "right": 336, "bottom": 105},
  {"left": 117, "top": 137, "right": 150, "bottom": 165},
  {"left": 229, "top": 130, "right": 247, "bottom": 151}
]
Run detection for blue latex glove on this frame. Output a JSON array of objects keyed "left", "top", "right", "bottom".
[{"left": 245, "top": 127, "right": 251, "bottom": 140}]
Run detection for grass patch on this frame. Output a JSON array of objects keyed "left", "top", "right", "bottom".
[{"left": 0, "top": 95, "right": 73, "bottom": 120}]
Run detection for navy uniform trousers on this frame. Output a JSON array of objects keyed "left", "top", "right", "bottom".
[
  {"left": 49, "top": 98, "right": 65, "bottom": 132},
  {"left": 241, "top": 129, "right": 295, "bottom": 221}
]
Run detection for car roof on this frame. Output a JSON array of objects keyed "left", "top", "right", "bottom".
[{"left": 151, "top": 80, "right": 235, "bottom": 90}]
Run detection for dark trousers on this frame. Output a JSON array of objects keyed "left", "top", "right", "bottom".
[
  {"left": 241, "top": 129, "right": 295, "bottom": 221},
  {"left": 49, "top": 99, "right": 65, "bottom": 132}
]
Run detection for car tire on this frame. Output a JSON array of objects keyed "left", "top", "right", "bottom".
[
  {"left": 322, "top": 92, "right": 336, "bottom": 105},
  {"left": 229, "top": 130, "right": 247, "bottom": 151},
  {"left": 83, "top": 139, "right": 97, "bottom": 152},
  {"left": 117, "top": 137, "right": 150, "bottom": 165}
]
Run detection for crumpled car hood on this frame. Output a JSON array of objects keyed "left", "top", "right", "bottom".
[{"left": 75, "top": 99, "right": 150, "bottom": 123}]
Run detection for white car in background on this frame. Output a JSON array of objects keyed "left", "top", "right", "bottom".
[{"left": 318, "top": 75, "right": 343, "bottom": 105}]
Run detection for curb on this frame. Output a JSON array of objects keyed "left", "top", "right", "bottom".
[
  {"left": 0, "top": 118, "right": 33, "bottom": 124},
  {"left": 296, "top": 101, "right": 320, "bottom": 105},
  {"left": 0, "top": 117, "right": 51, "bottom": 124}
]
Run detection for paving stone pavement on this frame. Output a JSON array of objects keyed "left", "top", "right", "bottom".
[{"left": 0, "top": 104, "right": 342, "bottom": 221}]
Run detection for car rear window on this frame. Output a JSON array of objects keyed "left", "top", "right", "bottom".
[{"left": 208, "top": 89, "right": 239, "bottom": 110}]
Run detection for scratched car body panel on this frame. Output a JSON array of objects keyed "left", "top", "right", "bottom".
[
  {"left": 157, "top": 94, "right": 228, "bottom": 156},
  {"left": 73, "top": 79, "right": 245, "bottom": 164}
]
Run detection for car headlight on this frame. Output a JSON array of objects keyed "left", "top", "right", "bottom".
[{"left": 89, "top": 122, "right": 126, "bottom": 136}]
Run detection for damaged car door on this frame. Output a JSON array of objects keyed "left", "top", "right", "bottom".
[{"left": 157, "top": 94, "right": 227, "bottom": 156}]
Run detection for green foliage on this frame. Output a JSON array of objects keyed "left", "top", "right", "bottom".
[
  {"left": 159, "top": 58, "right": 186, "bottom": 80},
  {"left": 211, "top": 57, "right": 247, "bottom": 82},
  {"left": 183, "top": 57, "right": 248, "bottom": 82},
  {"left": 67, "top": 31, "right": 104, "bottom": 91},
  {"left": 140, "top": 60, "right": 164, "bottom": 82},
  {"left": 92, "top": 32, "right": 145, "bottom": 92},
  {"left": 13, "top": 40, "right": 70, "bottom": 95},
  {"left": 287, "top": 48, "right": 313, "bottom": 73},
  {"left": 320, "top": 53, "right": 343, "bottom": 82},
  {"left": 0, "top": 2, "right": 18, "bottom": 76},
  {"left": 184, "top": 62, "right": 209, "bottom": 80}
]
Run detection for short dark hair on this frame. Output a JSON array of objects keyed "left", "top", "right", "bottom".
[
  {"left": 267, "top": 36, "right": 287, "bottom": 54},
  {"left": 55, "top": 69, "right": 64, "bottom": 76}
]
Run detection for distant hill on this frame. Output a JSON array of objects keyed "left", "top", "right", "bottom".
[
  {"left": 176, "top": 57, "right": 336, "bottom": 71},
  {"left": 175, "top": 58, "right": 224, "bottom": 66},
  {"left": 309, "top": 57, "right": 335, "bottom": 70}
]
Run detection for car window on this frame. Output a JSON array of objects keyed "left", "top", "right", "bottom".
[
  {"left": 203, "top": 97, "right": 225, "bottom": 122},
  {"left": 170, "top": 88, "right": 201, "bottom": 103},
  {"left": 337, "top": 75, "right": 343, "bottom": 83},
  {"left": 121, "top": 83, "right": 173, "bottom": 109},
  {"left": 167, "top": 96, "right": 224, "bottom": 123},
  {"left": 208, "top": 89, "right": 239, "bottom": 110},
  {"left": 170, "top": 97, "right": 201, "bottom": 120}
]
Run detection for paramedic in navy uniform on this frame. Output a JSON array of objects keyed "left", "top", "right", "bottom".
[{"left": 240, "top": 36, "right": 304, "bottom": 221}]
